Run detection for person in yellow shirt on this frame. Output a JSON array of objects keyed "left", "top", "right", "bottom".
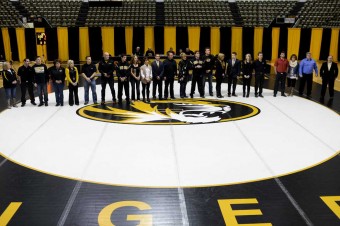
[{"left": 65, "top": 60, "right": 79, "bottom": 106}]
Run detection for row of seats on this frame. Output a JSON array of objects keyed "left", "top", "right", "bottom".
[{"left": 0, "top": 1, "right": 20, "bottom": 27}]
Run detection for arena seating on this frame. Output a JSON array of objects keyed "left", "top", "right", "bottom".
[
  {"left": 237, "top": 0, "right": 296, "bottom": 27},
  {"left": 0, "top": 1, "right": 20, "bottom": 27},
  {"left": 20, "top": 0, "right": 82, "bottom": 27},
  {"left": 164, "top": 0, "right": 234, "bottom": 26},
  {"left": 85, "top": 0, "right": 156, "bottom": 27},
  {"left": 297, "top": 0, "right": 340, "bottom": 28}
]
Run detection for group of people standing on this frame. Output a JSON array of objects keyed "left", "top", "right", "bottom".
[{"left": 1, "top": 48, "right": 338, "bottom": 109}]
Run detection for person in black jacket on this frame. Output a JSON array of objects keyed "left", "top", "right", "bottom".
[
  {"left": 49, "top": 59, "right": 65, "bottom": 106},
  {"left": 178, "top": 53, "right": 191, "bottom": 98},
  {"left": 17, "top": 58, "right": 36, "bottom": 107},
  {"left": 215, "top": 53, "right": 226, "bottom": 98},
  {"left": 81, "top": 56, "right": 99, "bottom": 105},
  {"left": 320, "top": 55, "right": 339, "bottom": 102},
  {"left": 151, "top": 54, "right": 164, "bottom": 100},
  {"left": 253, "top": 52, "right": 267, "bottom": 98},
  {"left": 163, "top": 51, "right": 177, "bottom": 99},
  {"left": 33, "top": 56, "right": 49, "bottom": 106},
  {"left": 98, "top": 52, "right": 116, "bottom": 105},
  {"left": 226, "top": 52, "right": 241, "bottom": 97},
  {"left": 202, "top": 47, "right": 214, "bottom": 96},
  {"left": 190, "top": 51, "right": 204, "bottom": 98},
  {"left": 117, "top": 54, "right": 130, "bottom": 104},
  {"left": 242, "top": 53, "right": 254, "bottom": 98},
  {"left": 2, "top": 62, "right": 18, "bottom": 109}
]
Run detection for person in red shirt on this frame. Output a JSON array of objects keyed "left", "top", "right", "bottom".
[{"left": 274, "top": 51, "right": 289, "bottom": 97}]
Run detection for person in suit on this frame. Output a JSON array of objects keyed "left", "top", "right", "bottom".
[
  {"left": 215, "top": 53, "right": 226, "bottom": 98},
  {"left": 2, "top": 62, "right": 18, "bottom": 109},
  {"left": 163, "top": 51, "right": 177, "bottom": 99},
  {"left": 226, "top": 52, "right": 241, "bottom": 97},
  {"left": 151, "top": 54, "right": 164, "bottom": 100},
  {"left": 319, "top": 55, "right": 338, "bottom": 102}
]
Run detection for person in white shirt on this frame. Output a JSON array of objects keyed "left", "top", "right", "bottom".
[{"left": 140, "top": 57, "right": 153, "bottom": 102}]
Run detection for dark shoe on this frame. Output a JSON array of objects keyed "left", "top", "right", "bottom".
[
  {"left": 232, "top": 94, "right": 237, "bottom": 97},
  {"left": 56, "top": 103, "right": 60, "bottom": 107},
  {"left": 75, "top": 103, "right": 79, "bottom": 106},
  {"left": 153, "top": 96, "right": 156, "bottom": 100},
  {"left": 255, "top": 94, "right": 258, "bottom": 98},
  {"left": 330, "top": 96, "right": 334, "bottom": 100},
  {"left": 21, "top": 102, "right": 26, "bottom": 107},
  {"left": 307, "top": 95, "right": 312, "bottom": 99},
  {"left": 118, "top": 101, "right": 123, "bottom": 105},
  {"left": 273, "top": 94, "right": 277, "bottom": 97},
  {"left": 228, "top": 94, "right": 231, "bottom": 97},
  {"left": 171, "top": 97, "right": 176, "bottom": 99},
  {"left": 281, "top": 93, "right": 287, "bottom": 97},
  {"left": 94, "top": 101, "right": 98, "bottom": 104},
  {"left": 200, "top": 95, "right": 205, "bottom": 98},
  {"left": 217, "top": 95, "right": 224, "bottom": 98},
  {"left": 84, "top": 102, "right": 88, "bottom": 105},
  {"left": 45, "top": 102, "right": 48, "bottom": 106},
  {"left": 319, "top": 97, "right": 324, "bottom": 103},
  {"left": 143, "top": 98, "right": 146, "bottom": 102},
  {"left": 159, "top": 97, "right": 163, "bottom": 100},
  {"left": 70, "top": 104, "right": 74, "bottom": 106},
  {"left": 259, "top": 94, "right": 264, "bottom": 98},
  {"left": 246, "top": 93, "right": 249, "bottom": 98},
  {"left": 38, "top": 102, "right": 44, "bottom": 107},
  {"left": 209, "top": 93, "right": 213, "bottom": 96},
  {"left": 31, "top": 101, "right": 37, "bottom": 106},
  {"left": 243, "top": 93, "right": 245, "bottom": 97},
  {"left": 61, "top": 103, "right": 64, "bottom": 106},
  {"left": 147, "top": 99, "right": 150, "bottom": 103},
  {"left": 101, "top": 101, "right": 105, "bottom": 105},
  {"left": 190, "top": 94, "right": 193, "bottom": 98}
]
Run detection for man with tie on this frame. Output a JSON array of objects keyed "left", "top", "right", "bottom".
[
  {"left": 319, "top": 55, "right": 338, "bottom": 102},
  {"left": 299, "top": 52, "right": 318, "bottom": 98},
  {"left": 226, "top": 52, "right": 241, "bottom": 97},
  {"left": 151, "top": 54, "right": 164, "bottom": 100}
]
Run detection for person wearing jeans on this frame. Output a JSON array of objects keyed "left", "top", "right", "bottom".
[
  {"left": 81, "top": 56, "right": 98, "bottom": 105},
  {"left": 33, "top": 56, "right": 49, "bottom": 106},
  {"left": 2, "top": 62, "right": 18, "bottom": 109},
  {"left": 49, "top": 59, "right": 65, "bottom": 106}
]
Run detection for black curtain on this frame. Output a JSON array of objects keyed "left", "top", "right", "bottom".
[
  {"left": 298, "top": 28, "right": 311, "bottom": 60},
  {"left": 0, "top": 29, "right": 5, "bottom": 59},
  {"left": 176, "top": 27, "right": 188, "bottom": 54},
  {"left": 25, "top": 28, "right": 37, "bottom": 60},
  {"left": 114, "top": 27, "right": 126, "bottom": 56},
  {"left": 88, "top": 27, "right": 102, "bottom": 61},
  {"left": 133, "top": 27, "right": 144, "bottom": 54},
  {"left": 45, "top": 28, "right": 58, "bottom": 61},
  {"left": 199, "top": 27, "right": 211, "bottom": 53},
  {"left": 220, "top": 27, "right": 231, "bottom": 59},
  {"left": 278, "top": 27, "right": 288, "bottom": 56},
  {"left": 319, "top": 28, "right": 331, "bottom": 61},
  {"left": 68, "top": 27, "right": 79, "bottom": 63},
  {"left": 242, "top": 27, "right": 254, "bottom": 59},
  {"left": 8, "top": 28, "right": 19, "bottom": 61},
  {"left": 262, "top": 27, "right": 272, "bottom": 61},
  {"left": 154, "top": 26, "right": 164, "bottom": 55}
]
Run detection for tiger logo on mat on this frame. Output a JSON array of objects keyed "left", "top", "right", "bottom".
[{"left": 76, "top": 99, "right": 260, "bottom": 125}]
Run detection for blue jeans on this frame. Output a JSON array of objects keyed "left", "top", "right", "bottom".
[
  {"left": 5, "top": 87, "right": 16, "bottom": 99},
  {"left": 53, "top": 82, "right": 64, "bottom": 104},
  {"left": 203, "top": 72, "right": 213, "bottom": 95},
  {"left": 37, "top": 83, "right": 48, "bottom": 103},
  {"left": 84, "top": 79, "right": 97, "bottom": 103}
]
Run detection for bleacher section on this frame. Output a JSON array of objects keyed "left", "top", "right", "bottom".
[
  {"left": 85, "top": 0, "right": 155, "bottom": 27},
  {"left": 297, "top": 0, "right": 340, "bottom": 28},
  {"left": 237, "top": 0, "right": 296, "bottom": 27},
  {"left": 20, "top": 0, "right": 82, "bottom": 27},
  {"left": 0, "top": 1, "right": 20, "bottom": 27},
  {"left": 164, "top": 0, "right": 234, "bottom": 26}
]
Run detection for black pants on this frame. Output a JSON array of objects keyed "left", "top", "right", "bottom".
[
  {"left": 287, "top": 77, "right": 297, "bottom": 87},
  {"left": 215, "top": 75, "right": 223, "bottom": 96},
  {"left": 299, "top": 73, "right": 313, "bottom": 96},
  {"left": 142, "top": 82, "right": 151, "bottom": 100},
  {"left": 191, "top": 74, "right": 204, "bottom": 97},
  {"left": 180, "top": 81, "right": 187, "bottom": 98},
  {"left": 227, "top": 76, "right": 237, "bottom": 95},
  {"left": 101, "top": 76, "right": 116, "bottom": 102},
  {"left": 321, "top": 77, "right": 335, "bottom": 98},
  {"left": 203, "top": 72, "right": 213, "bottom": 95},
  {"left": 69, "top": 84, "right": 79, "bottom": 105},
  {"left": 130, "top": 78, "right": 140, "bottom": 101},
  {"left": 243, "top": 76, "right": 252, "bottom": 95},
  {"left": 118, "top": 80, "right": 130, "bottom": 102},
  {"left": 274, "top": 72, "right": 287, "bottom": 95},
  {"left": 164, "top": 78, "right": 175, "bottom": 99},
  {"left": 255, "top": 74, "right": 264, "bottom": 95},
  {"left": 152, "top": 78, "right": 163, "bottom": 99},
  {"left": 21, "top": 81, "right": 35, "bottom": 103}
]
